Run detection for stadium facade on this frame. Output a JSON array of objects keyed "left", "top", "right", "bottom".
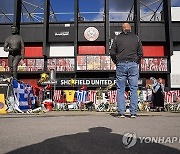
[{"left": 0, "top": 0, "right": 180, "bottom": 90}]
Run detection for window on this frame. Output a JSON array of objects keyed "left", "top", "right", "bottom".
[
  {"left": 140, "top": 0, "right": 163, "bottom": 21},
  {"left": 21, "top": 0, "right": 44, "bottom": 23},
  {"left": 50, "top": 0, "right": 74, "bottom": 22},
  {"left": 109, "top": 0, "right": 134, "bottom": 21},
  {"left": 79, "top": 0, "right": 104, "bottom": 21},
  {"left": 0, "top": 0, "right": 14, "bottom": 23}
]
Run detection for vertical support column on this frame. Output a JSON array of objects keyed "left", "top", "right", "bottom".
[
  {"left": 13, "top": 0, "right": 22, "bottom": 34},
  {"left": 105, "top": 0, "right": 109, "bottom": 54},
  {"left": 134, "top": 0, "right": 141, "bottom": 85},
  {"left": 134, "top": 0, "right": 140, "bottom": 36},
  {"left": 163, "top": 0, "right": 173, "bottom": 90},
  {"left": 43, "top": 0, "right": 50, "bottom": 71},
  {"left": 74, "top": 0, "right": 79, "bottom": 78}
]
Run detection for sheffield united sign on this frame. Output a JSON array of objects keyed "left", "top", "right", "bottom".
[
  {"left": 57, "top": 78, "right": 146, "bottom": 87},
  {"left": 84, "top": 27, "right": 99, "bottom": 41}
]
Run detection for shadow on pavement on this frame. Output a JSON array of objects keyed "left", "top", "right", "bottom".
[{"left": 7, "top": 127, "right": 179, "bottom": 154}]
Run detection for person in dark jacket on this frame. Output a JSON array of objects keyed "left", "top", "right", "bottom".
[
  {"left": 151, "top": 77, "right": 165, "bottom": 111},
  {"left": 110, "top": 23, "right": 143, "bottom": 118},
  {"left": 4, "top": 26, "right": 24, "bottom": 79}
]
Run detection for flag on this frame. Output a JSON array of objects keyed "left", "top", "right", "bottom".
[
  {"left": 164, "top": 91, "right": 174, "bottom": 103},
  {"left": 53, "top": 90, "right": 62, "bottom": 103},
  {"left": 12, "top": 79, "right": 35, "bottom": 110},
  {"left": 36, "top": 89, "right": 43, "bottom": 103},
  {"left": 88, "top": 90, "right": 97, "bottom": 104},
  {"left": 76, "top": 90, "right": 88, "bottom": 103},
  {"left": 164, "top": 90, "right": 180, "bottom": 103},
  {"left": 108, "top": 90, "right": 117, "bottom": 104},
  {"left": 173, "top": 90, "right": 180, "bottom": 99},
  {"left": 53, "top": 90, "right": 66, "bottom": 103}
]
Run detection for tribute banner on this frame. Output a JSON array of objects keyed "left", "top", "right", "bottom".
[
  {"left": 77, "top": 56, "right": 116, "bottom": 71},
  {"left": 140, "top": 57, "right": 168, "bottom": 72},
  {"left": 47, "top": 58, "right": 75, "bottom": 72}
]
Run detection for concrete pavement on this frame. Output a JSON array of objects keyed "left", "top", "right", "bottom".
[{"left": 0, "top": 111, "right": 180, "bottom": 154}]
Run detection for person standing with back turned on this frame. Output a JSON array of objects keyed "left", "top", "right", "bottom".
[
  {"left": 4, "top": 26, "right": 24, "bottom": 79},
  {"left": 110, "top": 23, "right": 143, "bottom": 118}
]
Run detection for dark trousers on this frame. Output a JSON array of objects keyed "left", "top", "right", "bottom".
[{"left": 8, "top": 55, "right": 21, "bottom": 79}]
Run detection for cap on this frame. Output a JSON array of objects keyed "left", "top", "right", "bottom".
[{"left": 81, "top": 85, "right": 86, "bottom": 90}]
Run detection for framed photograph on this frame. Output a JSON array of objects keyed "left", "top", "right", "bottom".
[
  {"left": 87, "top": 56, "right": 94, "bottom": 70},
  {"left": 110, "top": 58, "right": 116, "bottom": 70},
  {"left": 141, "top": 58, "right": 149, "bottom": 71},
  {"left": 26, "top": 59, "right": 35, "bottom": 71},
  {"left": 35, "top": 59, "right": 44, "bottom": 71},
  {"left": 158, "top": 58, "right": 167, "bottom": 71},
  {"left": 0, "top": 59, "right": 9, "bottom": 72},
  {"left": 150, "top": 58, "right": 159, "bottom": 71},
  {"left": 18, "top": 59, "right": 27, "bottom": 72},
  {"left": 100, "top": 56, "right": 110, "bottom": 70},
  {"left": 65, "top": 58, "right": 75, "bottom": 71},
  {"left": 47, "top": 59, "right": 56, "bottom": 71},
  {"left": 77, "top": 56, "right": 86, "bottom": 70},
  {"left": 93, "top": 56, "right": 101, "bottom": 70},
  {"left": 56, "top": 58, "right": 66, "bottom": 71}
]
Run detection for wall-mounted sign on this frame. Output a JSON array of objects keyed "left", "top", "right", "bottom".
[
  {"left": 55, "top": 32, "right": 70, "bottom": 36},
  {"left": 65, "top": 24, "right": 71, "bottom": 27},
  {"left": 49, "top": 45, "right": 74, "bottom": 57},
  {"left": 56, "top": 78, "right": 146, "bottom": 87},
  {"left": 84, "top": 27, "right": 99, "bottom": 41}
]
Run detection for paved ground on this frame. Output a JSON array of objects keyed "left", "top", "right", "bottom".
[{"left": 0, "top": 111, "right": 180, "bottom": 154}]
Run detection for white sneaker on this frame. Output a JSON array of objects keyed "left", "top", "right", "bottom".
[
  {"left": 131, "top": 114, "right": 137, "bottom": 118},
  {"left": 118, "top": 114, "right": 125, "bottom": 118}
]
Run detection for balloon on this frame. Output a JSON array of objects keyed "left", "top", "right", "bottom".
[
  {"left": 47, "top": 84, "right": 52, "bottom": 90},
  {"left": 70, "top": 78, "right": 75, "bottom": 87},
  {"left": 39, "top": 73, "right": 49, "bottom": 83}
]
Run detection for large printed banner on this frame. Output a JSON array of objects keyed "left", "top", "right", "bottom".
[
  {"left": 140, "top": 57, "right": 168, "bottom": 72},
  {"left": 47, "top": 58, "right": 74, "bottom": 72},
  {"left": 0, "top": 59, "right": 44, "bottom": 72},
  {"left": 18, "top": 59, "right": 44, "bottom": 72},
  {"left": 77, "top": 56, "right": 116, "bottom": 71}
]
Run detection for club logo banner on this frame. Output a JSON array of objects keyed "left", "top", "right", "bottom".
[{"left": 84, "top": 27, "right": 99, "bottom": 41}]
